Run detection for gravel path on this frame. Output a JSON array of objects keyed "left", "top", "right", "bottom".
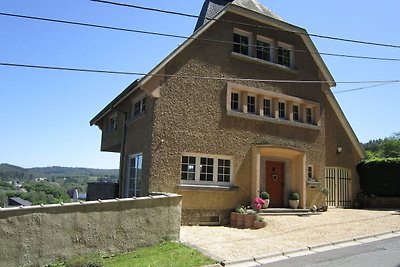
[{"left": 180, "top": 209, "right": 400, "bottom": 262}]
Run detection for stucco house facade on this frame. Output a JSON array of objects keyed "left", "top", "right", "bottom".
[{"left": 90, "top": 0, "right": 364, "bottom": 225}]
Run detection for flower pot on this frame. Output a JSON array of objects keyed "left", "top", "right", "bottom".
[
  {"left": 230, "top": 212, "right": 238, "bottom": 227},
  {"left": 262, "top": 199, "right": 270, "bottom": 209},
  {"left": 244, "top": 214, "right": 256, "bottom": 228},
  {"left": 289, "top": 199, "right": 299, "bottom": 209},
  {"left": 236, "top": 213, "right": 245, "bottom": 228},
  {"left": 253, "top": 221, "right": 266, "bottom": 229}
]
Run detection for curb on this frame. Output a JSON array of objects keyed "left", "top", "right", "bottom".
[{"left": 219, "top": 230, "right": 400, "bottom": 266}]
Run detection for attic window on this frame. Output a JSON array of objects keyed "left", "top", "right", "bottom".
[
  {"left": 132, "top": 97, "right": 146, "bottom": 118},
  {"left": 233, "top": 30, "right": 251, "bottom": 56},
  {"left": 108, "top": 115, "right": 117, "bottom": 132},
  {"left": 256, "top": 36, "right": 273, "bottom": 62},
  {"left": 277, "top": 42, "right": 294, "bottom": 68}
]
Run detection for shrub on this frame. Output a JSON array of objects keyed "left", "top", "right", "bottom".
[
  {"left": 260, "top": 191, "right": 269, "bottom": 199},
  {"left": 357, "top": 158, "right": 400, "bottom": 197},
  {"left": 65, "top": 253, "right": 104, "bottom": 267},
  {"left": 289, "top": 192, "right": 300, "bottom": 200}
]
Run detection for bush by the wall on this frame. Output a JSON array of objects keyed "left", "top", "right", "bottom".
[{"left": 357, "top": 158, "right": 400, "bottom": 197}]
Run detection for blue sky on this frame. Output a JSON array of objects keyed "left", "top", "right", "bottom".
[{"left": 0, "top": 0, "right": 399, "bottom": 169}]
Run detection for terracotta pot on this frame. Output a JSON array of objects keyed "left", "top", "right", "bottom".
[
  {"left": 289, "top": 199, "right": 299, "bottom": 209},
  {"left": 253, "top": 221, "right": 266, "bottom": 229},
  {"left": 262, "top": 199, "right": 270, "bottom": 209},
  {"left": 244, "top": 214, "right": 256, "bottom": 228},
  {"left": 236, "top": 213, "right": 245, "bottom": 228},
  {"left": 230, "top": 212, "right": 238, "bottom": 227}
]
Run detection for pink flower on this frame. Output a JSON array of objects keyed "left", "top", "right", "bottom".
[{"left": 253, "top": 197, "right": 266, "bottom": 211}]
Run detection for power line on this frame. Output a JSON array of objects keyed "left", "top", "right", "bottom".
[
  {"left": 91, "top": 0, "right": 400, "bottom": 49},
  {"left": 0, "top": 12, "right": 399, "bottom": 62},
  {"left": 333, "top": 81, "right": 399, "bottom": 94},
  {"left": 1, "top": 61, "right": 399, "bottom": 87}
]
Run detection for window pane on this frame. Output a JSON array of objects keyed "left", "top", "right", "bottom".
[
  {"left": 279, "top": 102, "right": 286, "bottom": 119},
  {"left": 306, "top": 108, "right": 313, "bottom": 124},
  {"left": 181, "top": 156, "right": 196, "bottom": 181},
  {"left": 233, "top": 33, "right": 249, "bottom": 55},
  {"left": 293, "top": 105, "right": 299, "bottom": 121},
  {"left": 256, "top": 40, "right": 271, "bottom": 61},
  {"left": 247, "top": 95, "right": 256, "bottom": 114},
  {"left": 263, "top": 99, "right": 271, "bottom": 116}
]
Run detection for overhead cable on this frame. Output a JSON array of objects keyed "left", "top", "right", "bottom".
[
  {"left": 0, "top": 12, "right": 399, "bottom": 62},
  {"left": 90, "top": 0, "right": 400, "bottom": 49}
]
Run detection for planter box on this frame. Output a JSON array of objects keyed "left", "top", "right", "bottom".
[
  {"left": 230, "top": 212, "right": 238, "bottom": 227},
  {"left": 236, "top": 213, "right": 245, "bottom": 228},
  {"left": 253, "top": 221, "right": 266, "bottom": 229},
  {"left": 244, "top": 214, "right": 256, "bottom": 228}
]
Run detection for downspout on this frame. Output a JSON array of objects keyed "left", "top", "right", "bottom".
[{"left": 113, "top": 107, "right": 128, "bottom": 198}]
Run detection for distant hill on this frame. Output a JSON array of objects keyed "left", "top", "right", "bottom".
[{"left": 0, "top": 163, "right": 118, "bottom": 181}]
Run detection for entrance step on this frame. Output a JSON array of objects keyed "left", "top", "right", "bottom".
[{"left": 259, "top": 208, "right": 315, "bottom": 216}]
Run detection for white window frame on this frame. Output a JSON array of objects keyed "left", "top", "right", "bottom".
[
  {"left": 277, "top": 42, "right": 294, "bottom": 68},
  {"left": 230, "top": 91, "right": 241, "bottom": 112},
  {"left": 306, "top": 107, "right": 313, "bottom": 124},
  {"left": 233, "top": 29, "right": 252, "bottom": 56},
  {"left": 180, "top": 153, "right": 233, "bottom": 186},
  {"left": 247, "top": 94, "right": 257, "bottom": 114},
  {"left": 256, "top": 35, "right": 273, "bottom": 62},
  {"left": 293, "top": 104, "right": 300, "bottom": 122},
  {"left": 263, "top": 97, "right": 272, "bottom": 117},
  {"left": 127, "top": 153, "right": 143, "bottom": 197},
  {"left": 132, "top": 96, "right": 146, "bottom": 119},
  {"left": 278, "top": 101, "right": 286, "bottom": 119},
  {"left": 307, "top": 164, "right": 314, "bottom": 179}
]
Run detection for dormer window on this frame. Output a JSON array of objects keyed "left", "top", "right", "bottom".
[
  {"left": 132, "top": 97, "right": 146, "bottom": 118},
  {"left": 277, "top": 42, "right": 294, "bottom": 68},
  {"left": 256, "top": 36, "right": 273, "bottom": 62},
  {"left": 233, "top": 29, "right": 251, "bottom": 56}
]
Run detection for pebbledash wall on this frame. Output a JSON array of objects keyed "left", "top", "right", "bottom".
[{"left": 0, "top": 194, "right": 182, "bottom": 267}]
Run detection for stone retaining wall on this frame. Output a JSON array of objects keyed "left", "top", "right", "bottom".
[{"left": 0, "top": 194, "right": 182, "bottom": 267}]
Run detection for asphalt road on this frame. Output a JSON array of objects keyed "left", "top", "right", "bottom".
[{"left": 262, "top": 236, "right": 400, "bottom": 267}]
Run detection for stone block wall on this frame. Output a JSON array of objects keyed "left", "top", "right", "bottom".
[{"left": 0, "top": 194, "right": 182, "bottom": 267}]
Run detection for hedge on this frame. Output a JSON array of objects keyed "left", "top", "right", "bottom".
[{"left": 356, "top": 158, "right": 400, "bottom": 197}]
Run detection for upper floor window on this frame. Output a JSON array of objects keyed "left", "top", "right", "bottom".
[
  {"left": 181, "top": 154, "right": 233, "bottom": 185},
  {"left": 277, "top": 43, "right": 294, "bottom": 68},
  {"left": 231, "top": 92, "right": 240, "bottom": 111},
  {"left": 256, "top": 38, "right": 272, "bottom": 62},
  {"left": 233, "top": 30, "right": 250, "bottom": 56},
  {"left": 293, "top": 105, "right": 300, "bottom": 121},
  {"left": 279, "top": 102, "right": 286, "bottom": 119},
  {"left": 108, "top": 115, "right": 117, "bottom": 132},
  {"left": 306, "top": 107, "right": 313, "bottom": 124},
  {"left": 247, "top": 95, "right": 256, "bottom": 114},
  {"left": 132, "top": 97, "right": 146, "bottom": 118},
  {"left": 263, "top": 98, "right": 271, "bottom": 117}
]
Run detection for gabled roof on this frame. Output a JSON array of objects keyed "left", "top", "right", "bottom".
[{"left": 194, "top": 0, "right": 281, "bottom": 31}]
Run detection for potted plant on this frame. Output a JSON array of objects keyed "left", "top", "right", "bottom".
[
  {"left": 253, "top": 215, "right": 266, "bottom": 229},
  {"left": 319, "top": 187, "right": 330, "bottom": 212},
  {"left": 244, "top": 209, "right": 257, "bottom": 228},
  {"left": 260, "top": 191, "right": 270, "bottom": 208},
  {"left": 236, "top": 207, "right": 246, "bottom": 228},
  {"left": 289, "top": 192, "right": 300, "bottom": 209}
]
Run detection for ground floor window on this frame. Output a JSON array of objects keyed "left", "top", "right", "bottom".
[
  {"left": 127, "top": 153, "right": 142, "bottom": 197},
  {"left": 181, "top": 154, "right": 233, "bottom": 185}
]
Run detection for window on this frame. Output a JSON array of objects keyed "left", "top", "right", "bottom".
[
  {"left": 306, "top": 107, "right": 313, "bottom": 124},
  {"left": 263, "top": 98, "right": 271, "bottom": 117},
  {"left": 307, "top": 165, "right": 314, "bottom": 179},
  {"left": 279, "top": 102, "right": 286, "bottom": 119},
  {"left": 200, "top": 157, "right": 214, "bottom": 181},
  {"left": 256, "top": 39, "right": 271, "bottom": 61},
  {"left": 181, "top": 156, "right": 196, "bottom": 181},
  {"left": 127, "top": 153, "right": 142, "bottom": 197},
  {"left": 277, "top": 45, "right": 292, "bottom": 68},
  {"left": 132, "top": 97, "right": 146, "bottom": 118},
  {"left": 233, "top": 32, "right": 250, "bottom": 56},
  {"left": 247, "top": 95, "right": 256, "bottom": 114},
  {"left": 108, "top": 116, "right": 117, "bottom": 132},
  {"left": 218, "top": 159, "right": 231, "bottom": 182},
  {"left": 231, "top": 92, "right": 240, "bottom": 111},
  {"left": 293, "top": 105, "right": 300, "bottom": 121},
  {"left": 181, "top": 154, "right": 232, "bottom": 185}
]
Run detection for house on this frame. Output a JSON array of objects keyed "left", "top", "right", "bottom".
[
  {"left": 7, "top": 197, "right": 32, "bottom": 207},
  {"left": 90, "top": 0, "right": 364, "bottom": 225}
]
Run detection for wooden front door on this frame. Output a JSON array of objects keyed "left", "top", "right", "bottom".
[{"left": 266, "top": 161, "right": 285, "bottom": 207}]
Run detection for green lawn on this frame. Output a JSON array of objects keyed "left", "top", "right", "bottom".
[{"left": 104, "top": 241, "right": 216, "bottom": 267}]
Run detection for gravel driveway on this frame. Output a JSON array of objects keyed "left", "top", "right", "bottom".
[{"left": 180, "top": 209, "right": 400, "bottom": 262}]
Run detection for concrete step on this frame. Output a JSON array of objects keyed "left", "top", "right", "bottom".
[{"left": 259, "top": 208, "right": 315, "bottom": 216}]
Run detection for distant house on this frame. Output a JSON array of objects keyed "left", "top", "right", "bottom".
[
  {"left": 8, "top": 197, "right": 31, "bottom": 207},
  {"left": 90, "top": 0, "right": 364, "bottom": 225}
]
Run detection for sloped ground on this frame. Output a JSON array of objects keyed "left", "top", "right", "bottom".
[{"left": 180, "top": 209, "right": 400, "bottom": 262}]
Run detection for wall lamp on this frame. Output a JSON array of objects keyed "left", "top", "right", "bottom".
[{"left": 337, "top": 147, "right": 343, "bottom": 154}]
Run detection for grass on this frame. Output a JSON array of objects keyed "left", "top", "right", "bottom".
[{"left": 103, "top": 241, "right": 216, "bottom": 267}]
